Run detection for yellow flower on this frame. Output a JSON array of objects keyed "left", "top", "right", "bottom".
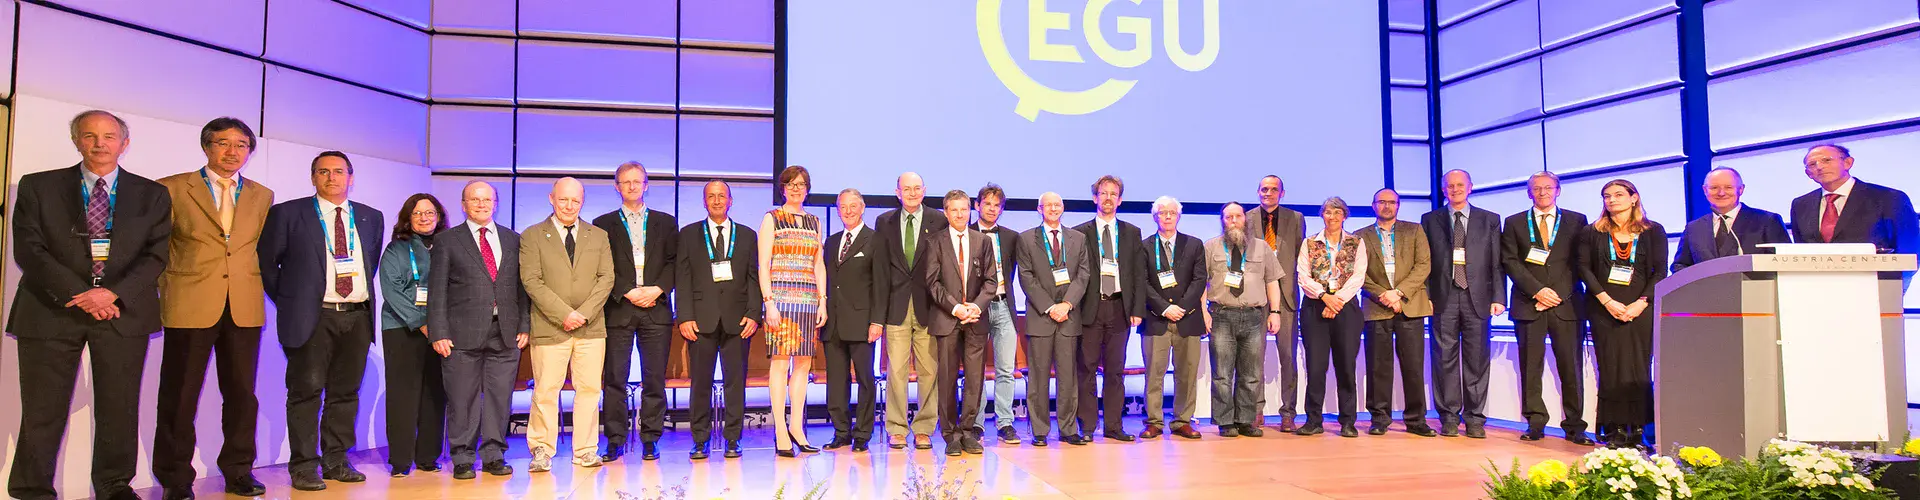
[
  {"left": 1678, "top": 446, "right": 1724, "bottom": 468},
  {"left": 1902, "top": 438, "right": 1920, "bottom": 457},
  {"left": 1528, "top": 459, "right": 1572, "bottom": 487},
  {"left": 1002, "top": 496, "right": 1021, "bottom": 500}
]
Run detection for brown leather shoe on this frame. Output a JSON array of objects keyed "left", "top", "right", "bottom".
[
  {"left": 888, "top": 435, "right": 907, "bottom": 449},
  {"left": 1170, "top": 423, "right": 1203, "bottom": 440},
  {"left": 914, "top": 434, "right": 933, "bottom": 450},
  {"left": 1138, "top": 425, "right": 1164, "bottom": 439}
]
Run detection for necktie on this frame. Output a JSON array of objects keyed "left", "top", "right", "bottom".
[
  {"left": 1157, "top": 239, "right": 1170, "bottom": 272},
  {"left": 1820, "top": 193, "right": 1841, "bottom": 242},
  {"left": 1452, "top": 212, "right": 1468, "bottom": 289},
  {"left": 1100, "top": 224, "right": 1118, "bottom": 294},
  {"left": 711, "top": 224, "right": 726, "bottom": 260},
  {"left": 478, "top": 226, "right": 498, "bottom": 281},
  {"left": 1049, "top": 229, "right": 1063, "bottom": 268},
  {"left": 955, "top": 233, "right": 968, "bottom": 285},
  {"left": 904, "top": 214, "right": 918, "bottom": 267},
  {"left": 1228, "top": 244, "right": 1244, "bottom": 297},
  {"left": 839, "top": 230, "right": 853, "bottom": 264},
  {"left": 217, "top": 178, "right": 235, "bottom": 234},
  {"left": 1714, "top": 215, "right": 1736, "bottom": 257},
  {"left": 564, "top": 224, "right": 577, "bottom": 263},
  {"left": 1535, "top": 212, "right": 1551, "bottom": 249},
  {"left": 333, "top": 207, "right": 352, "bottom": 296},
  {"left": 86, "top": 178, "right": 109, "bottom": 277},
  {"left": 1263, "top": 211, "right": 1277, "bottom": 251}
]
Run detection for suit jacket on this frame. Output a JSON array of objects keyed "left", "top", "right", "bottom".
[
  {"left": 7, "top": 165, "right": 171, "bottom": 338},
  {"left": 521, "top": 216, "right": 617, "bottom": 344},
  {"left": 592, "top": 207, "right": 677, "bottom": 328},
  {"left": 1015, "top": 225, "right": 1090, "bottom": 337},
  {"left": 825, "top": 226, "right": 886, "bottom": 342},
  {"left": 1138, "top": 232, "right": 1207, "bottom": 336},
  {"left": 157, "top": 169, "right": 273, "bottom": 328},
  {"left": 1421, "top": 205, "right": 1506, "bottom": 318},
  {"left": 1244, "top": 204, "right": 1305, "bottom": 312},
  {"left": 1789, "top": 178, "right": 1919, "bottom": 255},
  {"left": 923, "top": 229, "right": 997, "bottom": 337},
  {"left": 1356, "top": 220, "right": 1433, "bottom": 321},
  {"left": 260, "top": 196, "right": 384, "bottom": 348},
  {"left": 873, "top": 205, "right": 945, "bottom": 326},
  {"left": 1672, "top": 204, "right": 1791, "bottom": 272},
  {"left": 672, "top": 219, "right": 763, "bottom": 335},
  {"left": 970, "top": 223, "right": 1021, "bottom": 300},
  {"left": 1500, "top": 208, "right": 1588, "bottom": 322},
  {"left": 1075, "top": 217, "right": 1145, "bottom": 323},
  {"left": 426, "top": 222, "right": 532, "bottom": 350},
  {"left": 1577, "top": 223, "right": 1669, "bottom": 305}
]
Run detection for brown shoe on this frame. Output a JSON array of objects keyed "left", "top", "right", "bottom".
[
  {"left": 1170, "top": 423, "right": 1203, "bottom": 440},
  {"left": 913, "top": 434, "right": 933, "bottom": 450},
  {"left": 1138, "top": 425, "right": 1164, "bottom": 439},
  {"left": 888, "top": 435, "right": 907, "bottom": 449},
  {"left": 1277, "top": 418, "right": 1297, "bottom": 433}
]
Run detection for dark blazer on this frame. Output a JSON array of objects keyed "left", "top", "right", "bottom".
[
  {"left": 825, "top": 226, "right": 886, "bottom": 342},
  {"left": 873, "top": 205, "right": 945, "bottom": 326},
  {"left": 1015, "top": 225, "right": 1090, "bottom": 337},
  {"left": 260, "top": 196, "right": 385, "bottom": 348},
  {"left": 1501, "top": 208, "right": 1588, "bottom": 322},
  {"left": 7, "top": 165, "right": 171, "bottom": 338},
  {"left": 1138, "top": 232, "right": 1207, "bottom": 337},
  {"left": 1577, "top": 223, "right": 1670, "bottom": 305},
  {"left": 1672, "top": 204, "right": 1790, "bottom": 272},
  {"left": 1422, "top": 205, "right": 1506, "bottom": 318},
  {"left": 425, "top": 222, "right": 530, "bottom": 349},
  {"left": 970, "top": 223, "right": 1021, "bottom": 300},
  {"left": 592, "top": 207, "right": 678, "bottom": 328},
  {"left": 1789, "top": 178, "right": 1919, "bottom": 255},
  {"left": 1075, "top": 217, "right": 1145, "bottom": 323},
  {"left": 923, "top": 229, "right": 997, "bottom": 337},
  {"left": 672, "top": 219, "right": 762, "bottom": 335}
]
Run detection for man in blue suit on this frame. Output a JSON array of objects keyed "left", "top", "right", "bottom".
[
  {"left": 1789, "top": 144, "right": 1919, "bottom": 286},
  {"left": 1420, "top": 169, "right": 1506, "bottom": 439},
  {"left": 258, "top": 151, "right": 385, "bottom": 491},
  {"left": 1672, "top": 167, "right": 1790, "bottom": 272}
]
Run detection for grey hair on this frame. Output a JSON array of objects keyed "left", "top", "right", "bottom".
[
  {"left": 1152, "top": 195, "right": 1182, "bottom": 215},
  {"left": 838, "top": 187, "right": 863, "bottom": 199},
  {"left": 1705, "top": 166, "right": 1745, "bottom": 187},
  {"left": 70, "top": 110, "right": 129, "bottom": 140},
  {"left": 1321, "top": 197, "right": 1349, "bottom": 217},
  {"left": 615, "top": 161, "right": 647, "bottom": 180},
  {"left": 1527, "top": 170, "right": 1560, "bottom": 187}
]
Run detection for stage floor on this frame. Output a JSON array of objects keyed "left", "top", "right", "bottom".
[{"left": 139, "top": 415, "right": 1593, "bottom": 499}]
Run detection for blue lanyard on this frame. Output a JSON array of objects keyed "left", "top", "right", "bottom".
[
  {"left": 315, "top": 200, "right": 357, "bottom": 256},
  {"left": 1527, "top": 208, "right": 1561, "bottom": 247},
  {"left": 199, "top": 168, "right": 243, "bottom": 208},
  {"left": 1611, "top": 234, "right": 1639, "bottom": 265},
  {"left": 1153, "top": 237, "right": 1172, "bottom": 270},
  {"left": 406, "top": 243, "right": 421, "bottom": 282},
  {"left": 1041, "top": 227, "right": 1061, "bottom": 268},
  {"left": 702, "top": 222, "right": 735, "bottom": 261},
  {"left": 1376, "top": 226, "right": 1394, "bottom": 250},
  {"left": 620, "top": 208, "right": 647, "bottom": 250},
  {"left": 80, "top": 173, "right": 119, "bottom": 232},
  {"left": 1324, "top": 233, "right": 1343, "bottom": 257}
]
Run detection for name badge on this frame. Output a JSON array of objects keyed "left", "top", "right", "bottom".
[
  {"left": 712, "top": 261, "right": 734, "bottom": 282},
  {"left": 1525, "top": 247, "right": 1550, "bottom": 265},
  {"left": 414, "top": 287, "right": 429, "bottom": 307},
  {"left": 633, "top": 249, "right": 646, "bottom": 275},
  {"left": 1100, "top": 258, "right": 1119, "bottom": 277},
  {"left": 1607, "top": 265, "right": 1634, "bottom": 286},
  {"left": 90, "top": 239, "right": 111, "bottom": 261},
  {"left": 1052, "top": 267, "right": 1072, "bottom": 286},
  {"left": 1224, "top": 271, "right": 1244, "bottom": 289},
  {"left": 1157, "top": 270, "right": 1177, "bottom": 289},
  {"left": 1452, "top": 248, "right": 1466, "bottom": 265},
  {"left": 333, "top": 257, "right": 361, "bottom": 277}
]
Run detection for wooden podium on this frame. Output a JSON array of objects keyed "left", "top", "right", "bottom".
[{"left": 1653, "top": 243, "right": 1912, "bottom": 458}]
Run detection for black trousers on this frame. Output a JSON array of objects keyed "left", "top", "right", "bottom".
[
  {"left": 935, "top": 328, "right": 988, "bottom": 443},
  {"left": 602, "top": 318, "right": 672, "bottom": 447},
  {"left": 1075, "top": 298, "right": 1128, "bottom": 434},
  {"left": 1365, "top": 314, "right": 1428, "bottom": 425},
  {"left": 8, "top": 325, "right": 149, "bottom": 500},
  {"left": 823, "top": 337, "right": 877, "bottom": 443},
  {"left": 1517, "top": 316, "right": 1588, "bottom": 434},
  {"left": 1302, "top": 298, "right": 1363, "bottom": 425},
  {"left": 443, "top": 325, "right": 518, "bottom": 467},
  {"left": 689, "top": 329, "right": 748, "bottom": 444},
  {"left": 1430, "top": 293, "right": 1491, "bottom": 427},
  {"left": 382, "top": 326, "right": 446, "bottom": 470},
  {"left": 283, "top": 307, "right": 374, "bottom": 472},
  {"left": 152, "top": 306, "right": 262, "bottom": 487}
]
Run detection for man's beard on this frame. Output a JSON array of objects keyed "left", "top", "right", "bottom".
[{"left": 1225, "top": 227, "right": 1246, "bottom": 247}]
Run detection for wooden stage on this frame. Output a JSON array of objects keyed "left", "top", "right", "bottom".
[{"left": 141, "top": 417, "right": 1590, "bottom": 499}]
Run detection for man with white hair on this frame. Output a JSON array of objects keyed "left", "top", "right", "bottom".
[
  {"left": 874, "top": 172, "right": 946, "bottom": 450},
  {"left": 1203, "top": 202, "right": 1288, "bottom": 438},
  {"left": 520, "top": 177, "right": 616, "bottom": 471},
  {"left": 1015, "top": 192, "right": 1089, "bottom": 446},
  {"left": 1136, "top": 196, "right": 1207, "bottom": 440}
]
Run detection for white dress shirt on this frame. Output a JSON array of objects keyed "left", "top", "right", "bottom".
[
  {"left": 1818, "top": 177, "right": 1855, "bottom": 223},
  {"left": 320, "top": 197, "right": 369, "bottom": 303},
  {"left": 468, "top": 219, "right": 502, "bottom": 314},
  {"left": 1094, "top": 215, "right": 1123, "bottom": 286},
  {"left": 1714, "top": 203, "right": 1743, "bottom": 237},
  {"left": 949, "top": 227, "right": 971, "bottom": 316},
  {"left": 1297, "top": 231, "right": 1368, "bottom": 303},
  {"left": 705, "top": 218, "right": 732, "bottom": 260}
]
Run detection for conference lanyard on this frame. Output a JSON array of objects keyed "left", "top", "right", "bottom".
[
  {"left": 1154, "top": 237, "right": 1173, "bottom": 271},
  {"left": 1527, "top": 208, "right": 1561, "bottom": 248},
  {"left": 619, "top": 208, "right": 648, "bottom": 248},
  {"left": 1041, "top": 227, "right": 1061, "bottom": 268},
  {"left": 80, "top": 174, "right": 119, "bottom": 232},
  {"left": 407, "top": 244, "right": 421, "bottom": 282},
  {"left": 199, "top": 168, "right": 243, "bottom": 209},
  {"left": 702, "top": 222, "right": 735, "bottom": 261},
  {"left": 1376, "top": 226, "right": 1394, "bottom": 250},
  {"left": 315, "top": 199, "right": 357, "bottom": 255}
]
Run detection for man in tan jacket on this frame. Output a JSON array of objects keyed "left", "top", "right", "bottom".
[
  {"left": 152, "top": 117, "right": 274, "bottom": 499},
  {"left": 521, "top": 177, "right": 616, "bottom": 471},
  {"left": 1356, "top": 188, "right": 1437, "bottom": 438}
]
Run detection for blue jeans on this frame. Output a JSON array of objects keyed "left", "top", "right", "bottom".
[
  {"left": 1209, "top": 307, "right": 1267, "bottom": 428},
  {"left": 975, "top": 299, "right": 1018, "bottom": 429}
]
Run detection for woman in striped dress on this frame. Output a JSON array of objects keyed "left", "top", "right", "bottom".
[{"left": 759, "top": 165, "right": 828, "bottom": 457}]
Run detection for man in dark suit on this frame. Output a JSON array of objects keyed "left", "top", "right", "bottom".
[
  {"left": 674, "top": 180, "right": 762, "bottom": 460},
  {"left": 873, "top": 172, "right": 945, "bottom": 450},
  {"left": 1015, "top": 192, "right": 1089, "bottom": 446},
  {"left": 1136, "top": 196, "right": 1207, "bottom": 440},
  {"left": 591, "top": 161, "right": 678, "bottom": 462},
  {"left": 7, "top": 110, "right": 170, "bottom": 500},
  {"left": 1421, "top": 169, "right": 1506, "bottom": 439},
  {"left": 1673, "top": 167, "right": 1791, "bottom": 272},
  {"left": 822, "top": 189, "right": 885, "bottom": 452},
  {"left": 426, "top": 180, "right": 531, "bottom": 480},
  {"left": 1789, "top": 145, "right": 1918, "bottom": 285},
  {"left": 259, "top": 151, "right": 386, "bottom": 490},
  {"left": 1244, "top": 174, "right": 1305, "bottom": 430},
  {"left": 970, "top": 184, "right": 1023, "bottom": 444},
  {"left": 926, "top": 190, "right": 998, "bottom": 456},
  {"left": 1499, "top": 172, "right": 1593, "bottom": 445},
  {"left": 1074, "top": 175, "right": 1143, "bottom": 441},
  {"left": 1357, "top": 188, "right": 1437, "bottom": 438}
]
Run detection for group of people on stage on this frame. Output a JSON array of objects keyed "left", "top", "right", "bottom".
[{"left": 8, "top": 109, "right": 1917, "bottom": 500}]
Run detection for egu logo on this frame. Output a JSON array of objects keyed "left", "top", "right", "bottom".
[{"left": 978, "top": 0, "right": 1220, "bottom": 121}]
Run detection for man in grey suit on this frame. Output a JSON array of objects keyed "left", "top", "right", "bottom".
[
  {"left": 925, "top": 190, "right": 998, "bottom": 456},
  {"left": 1244, "top": 175, "right": 1304, "bottom": 431},
  {"left": 428, "top": 181, "right": 531, "bottom": 479},
  {"left": 1015, "top": 192, "right": 1090, "bottom": 446},
  {"left": 1420, "top": 169, "right": 1507, "bottom": 439}
]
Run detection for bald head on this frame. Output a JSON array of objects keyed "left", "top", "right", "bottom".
[
  {"left": 1038, "top": 191, "right": 1064, "bottom": 227},
  {"left": 897, "top": 172, "right": 926, "bottom": 212},
  {"left": 550, "top": 177, "right": 584, "bottom": 225},
  {"left": 461, "top": 180, "right": 498, "bottom": 225},
  {"left": 1704, "top": 167, "right": 1745, "bottom": 214}
]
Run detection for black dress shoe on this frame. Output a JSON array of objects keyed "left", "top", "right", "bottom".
[
  {"left": 852, "top": 441, "right": 870, "bottom": 452},
  {"left": 291, "top": 470, "right": 327, "bottom": 491},
  {"left": 1062, "top": 434, "right": 1089, "bottom": 446},
  {"left": 724, "top": 441, "right": 743, "bottom": 458},
  {"left": 1521, "top": 429, "right": 1545, "bottom": 441},
  {"left": 824, "top": 438, "right": 853, "bottom": 450},
  {"left": 1465, "top": 425, "right": 1487, "bottom": 439},
  {"left": 963, "top": 437, "right": 984, "bottom": 455},
  {"left": 1031, "top": 437, "right": 1048, "bottom": 447},
  {"left": 777, "top": 447, "right": 799, "bottom": 458},
  {"left": 162, "top": 487, "right": 194, "bottom": 500},
  {"left": 796, "top": 442, "right": 820, "bottom": 453},
  {"left": 690, "top": 442, "right": 711, "bottom": 460},
  {"left": 1294, "top": 423, "right": 1325, "bottom": 436},
  {"left": 1407, "top": 425, "right": 1439, "bottom": 437},
  {"left": 1568, "top": 432, "right": 1595, "bottom": 446},
  {"left": 1367, "top": 424, "right": 1389, "bottom": 436},
  {"left": 323, "top": 463, "right": 366, "bottom": 483},
  {"left": 226, "top": 474, "right": 266, "bottom": 496},
  {"left": 416, "top": 463, "right": 442, "bottom": 473},
  {"left": 452, "top": 464, "right": 476, "bottom": 480},
  {"left": 944, "top": 442, "right": 962, "bottom": 456},
  {"left": 1339, "top": 425, "right": 1359, "bottom": 438},
  {"left": 1103, "top": 431, "right": 1136, "bottom": 442},
  {"left": 1219, "top": 426, "right": 1240, "bottom": 438},
  {"left": 483, "top": 460, "right": 513, "bottom": 476},
  {"left": 1438, "top": 425, "right": 1459, "bottom": 437},
  {"left": 1239, "top": 425, "right": 1265, "bottom": 438},
  {"left": 999, "top": 426, "right": 1021, "bottom": 444},
  {"left": 601, "top": 443, "right": 626, "bottom": 462},
  {"left": 642, "top": 442, "right": 661, "bottom": 461}
]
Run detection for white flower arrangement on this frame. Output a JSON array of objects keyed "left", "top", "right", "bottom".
[
  {"left": 1764, "top": 438, "right": 1875, "bottom": 493},
  {"left": 1576, "top": 447, "right": 1693, "bottom": 500}
]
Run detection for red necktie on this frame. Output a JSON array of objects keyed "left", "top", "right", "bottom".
[
  {"left": 479, "top": 227, "right": 498, "bottom": 281},
  {"left": 1820, "top": 193, "right": 1840, "bottom": 242},
  {"left": 333, "top": 208, "right": 352, "bottom": 296}
]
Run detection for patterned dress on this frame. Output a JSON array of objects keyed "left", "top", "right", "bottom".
[{"left": 765, "top": 209, "right": 821, "bottom": 357}]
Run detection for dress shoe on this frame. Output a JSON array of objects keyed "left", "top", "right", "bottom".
[
  {"left": 1277, "top": 419, "right": 1297, "bottom": 433},
  {"left": 690, "top": 442, "right": 711, "bottom": 460},
  {"left": 1339, "top": 425, "right": 1359, "bottom": 438},
  {"left": 1031, "top": 437, "right": 1049, "bottom": 447},
  {"left": 963, "top": 437, "right": 985, "bottom": 455},
  {"left": 944, "top": 441, "right": 963, "bottom": 456},
  {"left": 724, "top": 441, "right": 744, "bottom": 459},
  {"left": 779, "top": 447, "right": 800, "bottom": 458},
  {"left": 643, "top": 442, "right": 661, "bottom": 461},
  {"left": 1171, "top": 423, "right": 1203, "bottom": 440},
  {"left": 824, "top": 438, "right": 853, "bottom": 450},
  {"left": 788, "top": 430, "right": 820, "bottom": 453},
  {"left": 1239, "top": 424, "right": 1265, "bottom": 438},
  {"left": 1521, "top": 428, "right": 1545, "bottom": 441},
  {"left": 1103, "top": 431, "right": 1136, "bottom": 442},
  {"left": 452, "top": 464, "right": 476, "bottom": 480},
  {"left": 1438, "top": 425, "right": 1459, "bottom": 437},
  {"left": 1465, "top": 425, "right": 1487, "bottom": 439},
  {"left": 914, "top": 434, "right": 933, "bottom": 450},
  {"left": 1138, "top": 425, "right": 1164, "bottom": 439},
  {"left": 390, "top": 468, "right": 411, "bottom": 478},
  {"left": 1062, "top": 434, "right": 1090, "bottom": 446},
  {"left": 415, "top": 463, "right": 442, "bottom": 473},
  {"left": 1406, "top": 425, "right": 1440, "bottom": 437},
  {"left": 162, "top": 487, "right": 194, "bottom": 500},
  {"left": 852, "top": 441, "right": 870, "bottom": 452},
  {"left": 889, "top": 434, "right": 908, "bottom": 449},
  {"left": 1367, "top": 423, "right": 1389, "bottom": 436},
  {"left": 1219, "top": 426, "right": 1241, "bottom": 438},
  {"left": 1294, "top": 422, "right": 1325, "bottom": 436},
  {"left": 1568, "top": 432, "right": 1595, "bottom": 446},
  {"left": 322, "top": 463, "right": 366, "bottom": 483},
  {"left": 225, "top": 475, "right": 266, "bottom": 496},
  {"left": 483, "top": 460, "right": 513, "bottom": 476},
  {"left": 529, "top": 451, "right": 553, "bottom": 473},
  {"left": 600, "top": 443, "right": 626, "bottom": 462},
  {"left": 998, "top": 426, "right": 1021, "bottom": 444},
  {"left": 290, "top": 470, "right": 327, "bottom": 491}
]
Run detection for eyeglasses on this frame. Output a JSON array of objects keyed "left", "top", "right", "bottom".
[
  {"left": 209, "top": 140, "right": 251, "bottom": 151},
  {"left": 412, "top": 210, "right": 439, "bottom": 218},
  {"left": 616, "top": 180, "right": 646, "bottom": 187}
]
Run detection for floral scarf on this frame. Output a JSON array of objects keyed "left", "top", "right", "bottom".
[{"left": 1307, "top": 232, "right": 1361, "bottom": 290}]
